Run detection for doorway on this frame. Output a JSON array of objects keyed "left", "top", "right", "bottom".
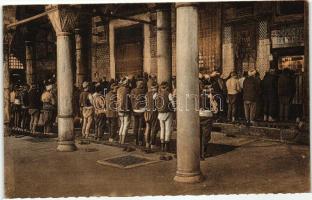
[{"left": 115, "top": 24, "right": 143, "bottom": 79}]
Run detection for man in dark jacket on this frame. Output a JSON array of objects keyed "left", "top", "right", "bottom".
[
  {"left": 243, "top": 69, "right": 260, "bottom": 125},
  {"left": 28, "top": 83, "right": 42, "bottom": 134},
  {"left": 278, "top": 68, "right": 295, "bottom": 121},
  {"left": 20, "top": 84, "right": 30, "bottom": 132},
  {"left": 261, "top": 69, "right": 278, "bottom": 121}
]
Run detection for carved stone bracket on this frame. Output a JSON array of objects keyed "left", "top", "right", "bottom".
[{"left": 46, "top": 5, "right": 79, "bottom": 35}]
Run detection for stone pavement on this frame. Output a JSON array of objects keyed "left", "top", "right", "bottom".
[{"left": 4, "top": 132, "right": 310, "bottom": 198}]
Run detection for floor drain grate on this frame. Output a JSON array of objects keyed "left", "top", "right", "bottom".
[{"left": 97, "top": 154, "right": 159, "bottom": 169}]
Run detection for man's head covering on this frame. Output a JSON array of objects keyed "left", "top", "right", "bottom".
[
  {"left": 110, "top": 83, "right": 118, "bottom": 89},
  {"left": 46, "top": 84, "right": 53, "bottom": 91},
  {"left": 160, "top": 81, "right": 168, "bottom": 89},
  {"left": 150, "top": 73, "right": 157, "bottom": 79},
  {"left": 248, "top": 69, "right": 257, "bottom": 76},
  {"left": 230, "top": 71, "right": 237, "bottom": 77},
  {"left": 136, "top": 79, "right": 144, "bottom": 88},
  {"left": 82, "top": 81, "right": 89, "bottom": 89},
  {"left": 210, "top": 71, "right": 220, "bottom": 77},
  {"left": 150, "top": 82, "right": 158, "bottom": 90},
  {"left": 203, "top": 74, "right": 210, "bottom": 79},
  {"left": 95, "top": 82, "right": 101, "bottom": 87},
  {"left": 120, "top": 77, "right": 128, "bottom": 86}
]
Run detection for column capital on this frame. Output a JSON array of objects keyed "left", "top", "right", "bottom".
[
  {"left": 56, "top": 31, "right": 71, "bottom": 37},
  {"left": 175, "top": 3, "right": 199, "bottom": 9},
  {"left": 46, "top": 5, "right": 79, "bottom": 35}
]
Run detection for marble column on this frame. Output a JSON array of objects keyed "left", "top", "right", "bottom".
[
  {"left": 174, "top": 3, "right": 203, "bottom": 183},
  {"left": 156, "top": 5, "right": 172, "bottom": 85},
  {"left": 25, "top": 41, "right": 34, "bottom": 85},
  {"left": 47, "top": 5, "right": 78, "bottom": 151},
  {"left": 75, "top": 28, "right": 86, "bottom": 88}
]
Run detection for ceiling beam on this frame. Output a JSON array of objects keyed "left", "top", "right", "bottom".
[{"left": 6, "top": 7, "right": 57, "bottom": 29}]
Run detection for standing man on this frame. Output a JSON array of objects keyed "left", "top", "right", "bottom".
[
  {"left": 278, "top": 68, "right": 295, "bottom": 121},
  {"left": 117, "top": 77, "right": 131, "bottom": 145},
  {"left": 243, "top": 69, "right": 260, "bottom": 125},
  {"left": 9, "top": 84, "right": 16, "bottom": 130},
  {"left": 199, "top": 84, "right": 214, "bottom": 160},
  {"left": 210, "top": 71, "right": 226, "bottom": 118},
  {"left": 92, "top": 83, "right": 106, "bottom": 141},
  {"left": 20, "top": 84, "right": 30, "bottom": 132},
  {"left": 144, "top": 82, "right": 159, "bottom": 152},
  {"left": 79, "top": 81, "right": 94, "bottom": 138},
  {"left": 261, "top": 69, "right": 278, "bottom": 121},
  {"left": 106, "top": 83, "right": 119, "bottom": 143},
  {"left": 131, "top": 79, "right": 146, "bottom": 146},
  {"left": 226, "top": 72, "right": 241, "bottom": 122},
  {"left": 28, "top": 83, "right": 41, "bottom": 135},
  {"left": 156, "top": 81, "right": 174, "bottom": 153},
  {"left": 12, "top": 85, "right": 22, "bottom": 132},
  {"left": 238, "top": 71, "right": 248, "bottom": 120},
  {"left": 41, "top": 84, "right": 56, "bottom": 135}
]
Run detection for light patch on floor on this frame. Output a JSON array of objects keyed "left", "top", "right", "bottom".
[{"left": 97, "top": 154, "right": 160, "bottom": 169}]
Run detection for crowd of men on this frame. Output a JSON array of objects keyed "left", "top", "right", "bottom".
[{"left": 8, "top": 67, "right": 301, "bottom": 159}]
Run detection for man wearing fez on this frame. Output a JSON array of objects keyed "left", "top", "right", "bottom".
[
  {"left": 28, "top": 83, "right": 41, "bottom": 135},
  {"left": 106, "top": 83, "right": 119, "bottom": 143},
  {"left": 130, "top": 79, "right": 146, "bottom": 146},
  {"left": 80, "top": 81, "right": 94, "bottom": 138},
  {"left": 117, "top": 77, "right": 131, "bottom": 145},
  {"left": 243, "top": 69, "right": 260, "bottom": 125},
  {"left": 92, "top": 83, "right": 106, "bottom": 141},
  {"left": 226, "top": 71, "right": 241, "bottom": 122},
  {"left": 199, "top": 84, "right": 214, "bottom": 160},
  {"left": 41, "top": 83, "right": 56, "bottom": 135},
  {"left": 144, "top": 81, "right": 159, "bottom": 152},
  {"left": 156, "top": 81, "right": 175, "bottom": 154}
]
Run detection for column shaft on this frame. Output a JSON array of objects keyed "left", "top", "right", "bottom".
[
  {"left": 157, "top": 8, "right": 172, "bottom": 84},
  {"left": 56, "top": 32, "right": 77, "bottom": 152},
  {"left": 303, "top": 2, "right": 309, "bottom": 121},
  {"left": 25, "top": 41, "right": 34, "bottom": 85},
  {"left": 75, "top": 29, "right": 86, "bottom": 87},
  {"left": 174, "top": 4, "right": 202, "bottom": 183}
]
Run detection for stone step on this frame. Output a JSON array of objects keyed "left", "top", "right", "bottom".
[{"left": 213, "top": 122, "right": 309, "bottom": 145}]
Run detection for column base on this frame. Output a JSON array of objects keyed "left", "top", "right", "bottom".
[
  {"left": 57, "top": 141, "right": 77, "bottom": 152},
  {"left": 174, "top": 171, "right": 204, "bottom": 183}
]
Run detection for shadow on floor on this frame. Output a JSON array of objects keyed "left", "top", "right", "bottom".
[
  {"left": 23, "top": 137, "right": 54, "bottom": 143},
  {"left": 206, "top": 143, "right": 237, "bottom": 157}
]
